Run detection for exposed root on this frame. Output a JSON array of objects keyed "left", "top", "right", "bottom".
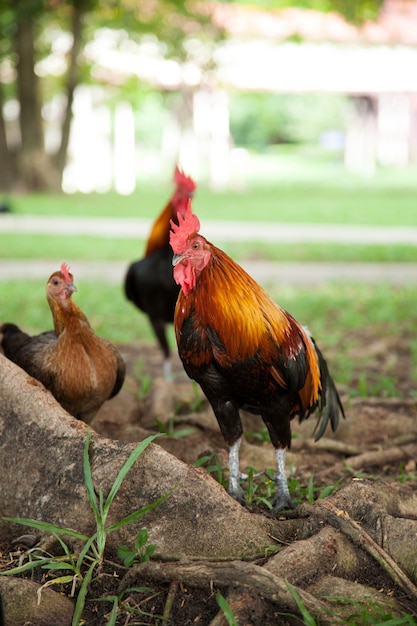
[
  {"left": 119, "top": 559, "right": 339, "bottom": 624},
  {"left": 316, "top": 443, "right": 417, "bottom": 480},
  {"left": 162, "top": 580, "right": 178, "bottom": 623},
  {"left": 301, "top": 499, "right": 417, "bottom": 602}
]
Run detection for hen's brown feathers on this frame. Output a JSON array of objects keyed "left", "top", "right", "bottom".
[{"left": 1, "top": 266, "right": 125, "bottom": 422}]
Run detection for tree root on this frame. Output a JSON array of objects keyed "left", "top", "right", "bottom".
[
  {"left": 316, "top": 442, "right": 417, "bottom": 480},
  {"left": 301, "top": 499, "right": 417, "bottom": 602},
  {"left": 296, "top": 432, "right": 417, "bottom": 457},
  {"left": 293, "top": 437, "right": 364, "bottom": 456},
  {"left": 162, "top": 580, "right": 178, "bottom": 623},
  {"left": 119, "top": 559, "right": 340, "bottom": 624}
]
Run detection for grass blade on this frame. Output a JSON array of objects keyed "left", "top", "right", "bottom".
[
  {"left": 286, "top": 581, "right": 317, "bottom": 626},
  {"left": 2, "top": 517, "right": 88, "bottom": 541},
  {"left": 42, "top": 562, "right": 75, "bottom": 571},
  {"left": 72, "top": 560, "right": 97, "bottom": 626},
  {"left": 104, "top": 596, "right": 119, "bottom": 626},
  {"left": 106, "top": 488, "right": 175, "bottom": 533},
  {"left": 0, "top": 558, "right": 53, "bottom": 576},
  {"left": 76, "top": 532, "right": 99, "bottom": 571},
  {"left": 215, "top": 592, "right": 238, "bottom": 626},
  {"left": 103, "top": 434, "right": 162, "bottom": 514}
]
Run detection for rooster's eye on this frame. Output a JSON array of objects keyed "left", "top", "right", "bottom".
[{"left": 192, "top": 242, "right": 200, "bottom": 250}]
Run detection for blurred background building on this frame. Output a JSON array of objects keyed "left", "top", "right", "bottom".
[{"left": 1, "top": 0, "right": 417, "bottom": 193}]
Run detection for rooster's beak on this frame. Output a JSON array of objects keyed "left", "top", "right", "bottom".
[{"left": 172, "top": 254, "right": 186, "bottom": 267}]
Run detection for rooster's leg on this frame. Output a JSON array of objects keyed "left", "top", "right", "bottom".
[
  {"left": 163, "top": 358, "right": 172, "bottom": 381},
  {"left": 150, "top": 320, "right": 172, "bottom": 380},
  {"left": 271, "top": 448, "right": 295, "bottom": 512},
  {"left": 228, "top": 438, "right": 246, "bottom": 505}
]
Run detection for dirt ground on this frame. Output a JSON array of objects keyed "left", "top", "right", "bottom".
[{"left": 2, "top": 329, "right": 417, "bottom": 625}]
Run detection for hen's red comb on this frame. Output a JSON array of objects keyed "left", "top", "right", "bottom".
[
  {"left": 174, "top": 165, "right": 196, "bottom": 193},
  {"left": 170, "top": 199, "right": 200, "bottom": 254},
  {"left": 60, "top": 263, "right": 72, "bottom": 283}
]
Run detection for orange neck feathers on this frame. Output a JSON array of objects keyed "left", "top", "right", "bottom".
[
  {"left": 178, "top": 244, "right": 291, "bottom": 358},
  {"left": 146, "top": 170, "right": 195, "bottom": 258},
  {"left": 145, "top": 202, "right": 173, "bottom": 257}
]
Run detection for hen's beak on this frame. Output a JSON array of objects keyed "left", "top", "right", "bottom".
[
  {"left": 67, "top": 282, "right": 77, "bottom": 294},
  {"left": 172, "top": 253, "right": 186, "bottom": 267}
]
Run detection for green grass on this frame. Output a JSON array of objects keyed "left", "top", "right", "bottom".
[
  {"left": 4, "top": 179, "right": 417, "bottom": 224},
  {"left": 1, "top": 234, "right": 416, "bottom": 262},
  {"left": 2, "top": 148, "right": 417, "bottom": 225},
  {"left": 0, "top": 234, "right": 146, "bottom": 261},
  {"left": 3, "top": 279, "right": 414, "bottom": 344}
]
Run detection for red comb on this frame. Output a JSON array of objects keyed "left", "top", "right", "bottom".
[
  {"left": 174, "top": 165, "right": 196, "bottom": 193},
  {"left": 60, "top": 263, "right": 72, "bottom": 283},
  {"left": 170, "top": 199, "right": 200, "bottom": 254}
]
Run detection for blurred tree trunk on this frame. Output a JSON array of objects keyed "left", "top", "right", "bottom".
[
  {"left": 1, "top": 2, "right": 88, "bottom": 192},
  {"left": 55, "top": 3, "right": 84, "bottom": 179},
  {"left": 0, "top": 83, "right": 14, "bottom": 191},
  {"left": 14, "top": 14, "right": 56, "bottom": 190}
]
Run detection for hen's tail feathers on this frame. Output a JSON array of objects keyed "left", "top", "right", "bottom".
[
  {"left": 0, "top": 323, "right": 31, "bottom": 359},
  {"left": 312, "top": 341, "right": 345, "bottom": 442}
]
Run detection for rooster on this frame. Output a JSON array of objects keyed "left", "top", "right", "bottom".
[
  {"left": 170, "top": 203, "right": 344, "bottom": 512},
  {"left": 1, "top": 263, "right": 126, "bottom": 423},
  {"left": 124, "top": 165, "right": 196, "bottom": 379}
]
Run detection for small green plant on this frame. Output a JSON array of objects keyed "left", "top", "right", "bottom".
[
  {"left": 155, "top": 414, "right": 195, "bottom": 439},
  {"left": 244, "top": 466, "right": 259, "bottom": 505},
  {"left": 328, "top": 596, "right": 417, "bottom": 625},
  {"left": 305, "top": 474, "right": 344, "bottom": 504},
  {"left": 357, "top": 370, "right": 368, "bottom": 397},
  {"left": 194, "top": 451, "right": 228, "bottom": 489},
  {"left": 2, "top": 429, "right": 173, "bottom": 625},
  {"left": 242, "top": 466, "right": 274, "bottom": 509},
  {"left": 279, "top": 581, "right": 318, "bottom": 626},
  {"left": 117, "top": 528, "right": 156, "bottom": 566},
  {"left": 94, "top": 586, "right": 161, "bottom": 626},
  {"left": 398, "top": 461, "right": 417, "bottom": 484},
  {"left": 133, "top": 359, "right": 152, "bottom": 400},
  {"left": 355, "top": 371, "right": 401, "bottom": 399},
  {"left": 245, "top": 426, "right": 271, "bottom": 444}
]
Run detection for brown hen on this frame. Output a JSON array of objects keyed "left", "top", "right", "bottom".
[{"left": 1, "top": 263, "right": 125, "bottom": 423}]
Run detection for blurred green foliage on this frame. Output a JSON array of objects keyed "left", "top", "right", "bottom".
[{"left": 229, "top": 92, "right": 347, "bottom": 147}]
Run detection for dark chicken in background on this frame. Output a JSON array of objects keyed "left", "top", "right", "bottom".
[
  {"left": 170, "top": 203, "right": 344, "bottom": 512},
  {"left": 1, "top": 263, "right": 126, "bottom": 423},
  {"left": 124, "top": 166, "right": 196, "bottom": 379}
]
